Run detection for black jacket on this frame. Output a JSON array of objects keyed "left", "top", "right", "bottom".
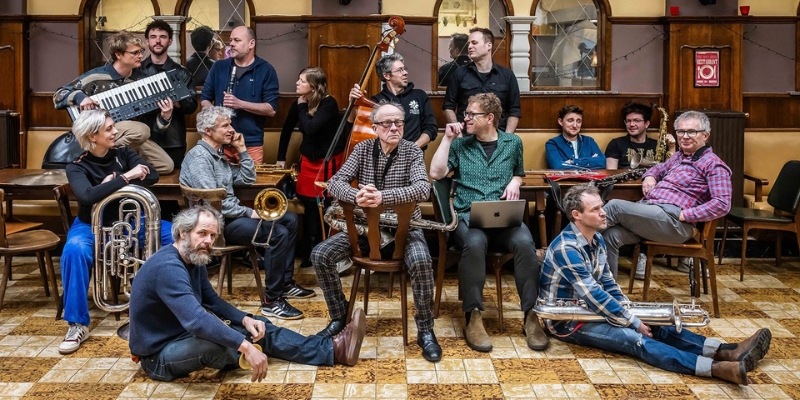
[
  {"left": 139, "top": 57, "right": 198, "bottom": 150},
  {"left": 186, "top": 52, "right": 215, "bottom": 88},
  {"left": 371, "top": 82, "right": 438, "bottom": 145}
]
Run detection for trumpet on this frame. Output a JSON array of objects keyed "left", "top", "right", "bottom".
[
  {"left": 254, "top": 163, "right": 298, "bottom": 181},
  {"left": 533, "top": 298, "right": 710, "bottom": 333},
  {"left": 251, "top": 188, "right": 289, "bottom": 248},
  {"left": 91, "top": 185, "right": 161, "bottom": 313}
]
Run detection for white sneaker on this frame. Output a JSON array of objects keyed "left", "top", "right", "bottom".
[
  {"left": 336, "top": 258, "right": 353, "bottom": 274},
  {"left": 677, "top": 257, "right": 693, "bottom": 273},
  {"left": 58, "top": 324, "right": 89, "bottom": 355},
  {"left": 635, "top": 253, "right": 647, "bottom": 280}
]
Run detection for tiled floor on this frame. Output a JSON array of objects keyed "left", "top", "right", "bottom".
[{"left": 0, "top": 255, "right": 799, "bottom": 399}]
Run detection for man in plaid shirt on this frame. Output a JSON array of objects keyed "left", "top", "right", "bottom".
[
  {"left": 310, "top": 102, "right": 442, "bottom": 363},
  {"left": 603, "top": 110, "right": 732, "bottom": 278},
  {"left": 540, "top": 183, "right": 770, "bottom": 386}
]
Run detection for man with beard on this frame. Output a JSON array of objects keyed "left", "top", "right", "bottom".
[
  {"left": 180, "top": 106, "right": 310, "bottom": 320},
  {"left": 539, "top": 183, "right": 770, "bottom": 386},
  {"left": 606, "top": 102, "right": 675, "bottom": 170},
  {"left": 139, "top": 19, "right": 198, "bottom": 168},
  {"left": 54, "top": 31, "right": 175, "bottom": 174},
  {"left": 201, "top": 26, "right": 278, "bottom": 163},
  {"left": 430, "top": 93, "right": 547, "bottom": 353},
  {"left": 347, "top": 53, "right": 437, "bottom": 150},
  {"left": 129, "top": 205, "right": 367, "bottom": 382}
]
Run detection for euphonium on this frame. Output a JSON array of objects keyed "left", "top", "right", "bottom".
[
  {"left": 91, "top": 185, "right": 161, "bottom": 313},
  {"left": 251, "top": 188, "right": 289, "bottom": 248},
  {"left": 533, "top": 298, "right": 710, "bottom": 333},
  {"left": 254, "top": 163, "right": 299, "bottom": 181}
]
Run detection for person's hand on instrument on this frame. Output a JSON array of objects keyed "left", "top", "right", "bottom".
[
  {"left": 158, "top": 98, "right": 174, "bottom": 121},
  {"left": 79, "top": 97, "right": 100, "bottom": 111},
  {"left": 349, "top": 84, "right": 364, "bottom": 102}
]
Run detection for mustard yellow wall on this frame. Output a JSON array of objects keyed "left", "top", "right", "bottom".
[
  {"left": 28, "top": 0, "right": 80, "bottom": 15},
  {"left": 252, "top": 0, "right": 311, "bottom": 16},
  {"left": 609, "top": 0, "right": 664, "bottom": 17},
  {"left": 745, "top": 0, "right": 798, "bottom": 17}
]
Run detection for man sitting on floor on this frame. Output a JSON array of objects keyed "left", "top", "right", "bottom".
[
  {"left": 129, "top": 205, "right": 366, "bottom": 382},
  {"left": 540, "top": 183, "right": 771, "bottom": 386}
]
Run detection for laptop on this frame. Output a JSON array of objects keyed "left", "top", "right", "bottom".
[{"left": 469, "top": 200, "right": 526, "bottom": 229}]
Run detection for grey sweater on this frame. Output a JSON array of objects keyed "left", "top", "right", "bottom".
[{"left": 180, "top": 140, "right": 256, "bottom": 219}]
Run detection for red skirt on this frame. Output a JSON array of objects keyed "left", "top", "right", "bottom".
[{"left": 296, "top": 153, "right": 344, "bottom": 198}]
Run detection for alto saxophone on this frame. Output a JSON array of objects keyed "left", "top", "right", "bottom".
[{"left": 653, "top": 103, "right": 670, "bottom": 163}]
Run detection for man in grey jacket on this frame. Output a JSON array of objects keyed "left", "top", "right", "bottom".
[{"left": 180, "top": 106, "right": 312, "bottom": 320}]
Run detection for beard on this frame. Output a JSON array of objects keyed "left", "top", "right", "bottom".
[{"left": 180, "top": 237, "right": 212, "bottom": 266}]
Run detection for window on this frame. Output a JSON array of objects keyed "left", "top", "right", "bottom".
[{"left": 531, "top": 0, "right": 600, "bottom": 88}]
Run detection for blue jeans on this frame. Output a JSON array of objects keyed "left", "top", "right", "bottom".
[
  {"left": 61, "top": 217, "right": 173, "bottom": 326},
  {"left": 139, "top": 316, "right": 333, "bottom": 381},
  {"left": 224, "top": 213, "right": 298, "bottom": 302},
  {"left": 550, "top": 321, "right": 721, "bottom": 376}
]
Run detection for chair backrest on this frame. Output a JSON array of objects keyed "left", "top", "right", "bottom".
[
  {"left": 340, "top": 201, "right": 415, "bottom": 262},
  {"left": 53, "top": 184, "right": 75, "bottom": 236},
  {"left": 0, "top": 189, "right": 7, "bottom": 247},
  {"left": 179, "top": 184, "right": 229, "bottom": 246},
  {"left": 699, "top": 218, "right": 719, "bottom": 250},
  {"left": 431, "top": 178, "right": 454, "bottom": 226},
  {"left": 767, "top": 160, "right": 800, "bottom": 216}
]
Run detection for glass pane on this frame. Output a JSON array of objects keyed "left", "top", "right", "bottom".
[
  {"left": 531, "top": 0, "right": 599, "bottom": 88},
  {"left": 91, "top": 0, "right": 155, "bottom": 68},
  {"left": 187, "top": 0, "right": 252, "bottom": 58}
]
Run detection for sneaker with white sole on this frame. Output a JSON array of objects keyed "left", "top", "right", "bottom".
[
  {"left": 261, "top": 298, "right": 304, "bottom": 320},
  {"left": 635, "top": 253, "right": 647, "bottom": 280},
  {"left": 336, "top": 258, "right": 353, "bottom": 274},
  {"left": 58, "top": 324, "right": 89, "bottom": 355}
]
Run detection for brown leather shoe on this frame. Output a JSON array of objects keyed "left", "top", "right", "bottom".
[
  {"left": 711, "top": 361, "right": 748, "bottom": 385},
  {"left": 714, "top": 328, "right": 772, "bottom": 371},
  {"left": 464, "top": 310, "right": 492, "bottom": 352},
  {"left": 523, "top": 311, "right": 549, "bottom": 351},
  {"left": 332, "top": 308, "right": 366, "bottom": 366}
]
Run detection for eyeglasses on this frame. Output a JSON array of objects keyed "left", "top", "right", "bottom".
[
  {"left": 624, "top": 119, "right": 645, "bottom": 124},
  {"left": 675, "top": 129, "right": 703, "bottom": 138},
  {"left": 125, "top": 49, "right": 146, "bottom": 57},
  {"left": 464, "top": 112, "right": 488, "bottom": 120},
  {"left": 391, "top": 67, "right": 408, "bottom": 74},
  {"left": 374, "top": 120, "right": 404, "bottom": 128}
]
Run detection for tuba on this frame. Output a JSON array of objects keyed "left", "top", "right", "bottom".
[
  {"left": 533, "top": 298, "right": 710, "bottom": 333},
  {"left": 251, "top": 188, "right": 289, "bottom": 248},
  {"left": 91, "top": 185, "right": 161, "bottom": 313}
]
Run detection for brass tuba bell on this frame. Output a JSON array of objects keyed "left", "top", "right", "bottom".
[{"left": 251, "top": 188, "right": 289, "bottom": 248}]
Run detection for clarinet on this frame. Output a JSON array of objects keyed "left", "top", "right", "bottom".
[{"left": 227, "top": 66, "right": 237, "bottom": 94}]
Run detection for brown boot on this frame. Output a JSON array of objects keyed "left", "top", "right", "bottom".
[
  {"left": 332, "top": 308, "right": 366, "bottom": 366},
  {"left": 714, "top": 328, "right": 772, "bottom": 371},
  {"left": 523, "top": 311, "right": 549, "bottom": 351},
  {"left": 711, "top": 361, "right": 748, "bottom": 385},
  {"left": 464, "top": 310, "right": 492, "bottom": 352}
]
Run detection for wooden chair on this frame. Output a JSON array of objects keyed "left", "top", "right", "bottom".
[
  {"left": 628, "top": 219, "right": 720, "bottom": 318},
  {"left": 0, "top": 189, "right": 62, "bottom": 316},
  {"left": 430, "top": 177, "right": 515, "bottom": 333},
  {"left": 179, "top": 184, "right": 263, "bottom": 299},
  {"left": 719, "top": 160, "right": 800, "bottom": 281},
  {"left": 343, "top": 200, "right": 415, "bottom": 345}
]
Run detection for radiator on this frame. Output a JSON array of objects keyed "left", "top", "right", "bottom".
[{"left": 0, "top": 110, "right": 20, "bottom": 168}]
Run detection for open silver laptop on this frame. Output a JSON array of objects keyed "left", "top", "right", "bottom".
[{"left": 469, "top": 200, "right": 526, "bottom": 229}]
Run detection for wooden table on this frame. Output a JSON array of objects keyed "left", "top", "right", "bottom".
[
  {"left": 0, "top": 169, "right": 288, "bottom": 202},
  {"left": 520, "top": 170, "right": 644, "bottom": 245}
]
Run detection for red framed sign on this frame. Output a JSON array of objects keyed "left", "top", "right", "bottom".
[{"left": 695, "top": 50, "right": 720, "bottom": 87}]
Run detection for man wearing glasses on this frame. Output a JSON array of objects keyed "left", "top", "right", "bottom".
[
  {"left": 311, "top": 102, "right": 442, "bottom": 363},
  {"left": 54, "top": 31, "right": 175, "bottom": 174},
  {"left": 430, "top": 93, "right": 548, "bottom": 354},
  {"left": 348, "top": 53, "right": 438, "bottom": 149},
  {"left": 602, "top": 110, "right": 732, "bottom": 278},
  {"left": 606, "top": 102, "right": 675, "bottom": 170}
]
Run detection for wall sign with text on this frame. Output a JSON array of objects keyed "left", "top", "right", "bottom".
[{"left": 695, "top": 50, "right": 720, "bottom": 87}]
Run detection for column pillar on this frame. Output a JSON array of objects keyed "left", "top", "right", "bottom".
[
  {"left": 503, "top": 16, "right": 536, "bottom": 90},
  {"left": 152, "top": 15, "right": 187, "bottom": 61}
]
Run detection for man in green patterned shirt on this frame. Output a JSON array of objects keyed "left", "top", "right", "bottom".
[{"left": 430, "top": 93, "right": 548, "bottom": 353}]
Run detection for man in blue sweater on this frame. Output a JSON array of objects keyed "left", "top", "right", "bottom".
[
  {"left": 545, "top": 105, "right": 605, "bottom": 170},
  {"left": 129, "top": 205, "right": 366, "bottom": 382}
]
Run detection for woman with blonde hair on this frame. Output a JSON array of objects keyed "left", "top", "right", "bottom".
[{"left": 277, "top": 67, "right": 345, "bottom": 267}]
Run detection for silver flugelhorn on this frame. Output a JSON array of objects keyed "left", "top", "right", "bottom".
[
  {"left": 533, "top": 298, "right": 710, "bottom": 333},
  {"left": 91, "top": 185, "right": 161, "bottom": 313}
]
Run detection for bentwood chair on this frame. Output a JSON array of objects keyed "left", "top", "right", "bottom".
[
  {"left": 431, "top": 177, "right": 515, "bottom": 333},
  {"left": 179, "top": 185, "right": 264, "bottom": 300},
  {"left": 0, "top": 189, "right": 62, "bottom": 316},
  {"left": 719, "top": 160, "right": 800, "bottom": 281},
  {"left": 343, "top": 200, "right": 415, "bottom": 345},
  {"left": 629, "top": 219, "right": 720, "bottom": 318}
]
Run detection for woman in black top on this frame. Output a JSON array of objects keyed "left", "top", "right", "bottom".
[
  {"left": 278, "top": 67, "right": 344, "bottom": 266},
  {"left": 59, "top": 109, "right": 174, "bottom": 355}
]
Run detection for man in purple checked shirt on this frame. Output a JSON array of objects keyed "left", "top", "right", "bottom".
[{"left": 602, "top": 110, "right": 732, "bottom": 278}]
